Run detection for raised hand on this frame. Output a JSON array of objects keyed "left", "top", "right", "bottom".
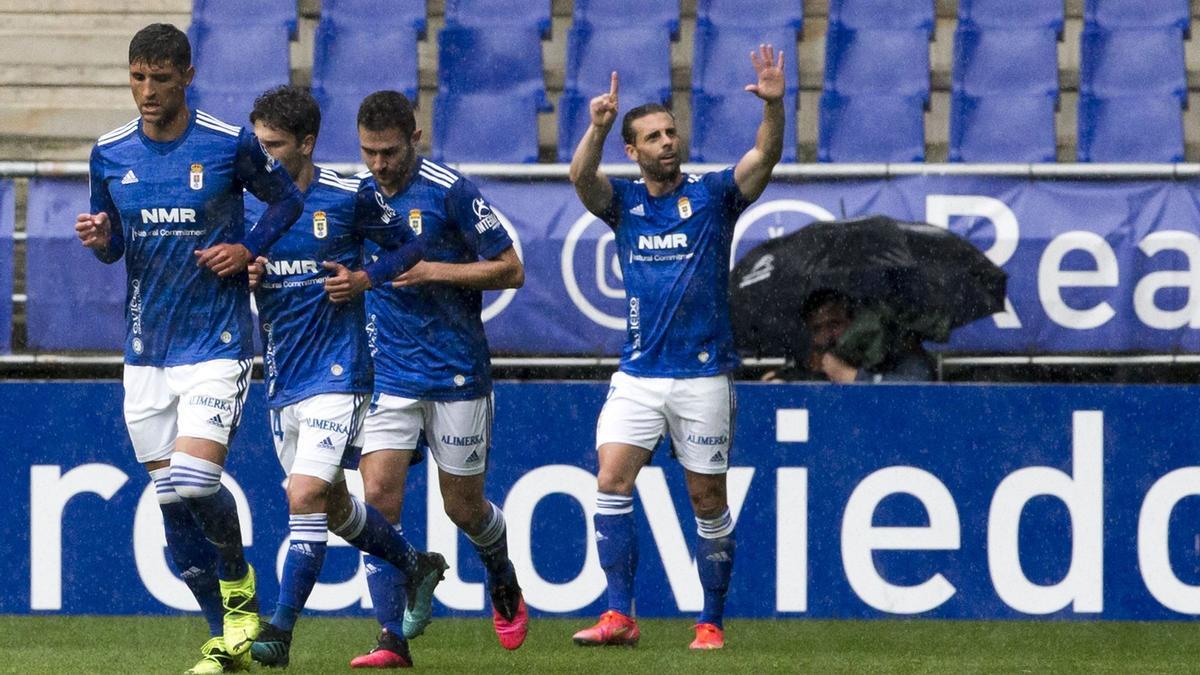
[
  {"left": 322, "top": 260, "right": 369, "bottom": 303},
  {"left": 590, "top": 71, "right": 619, "bottom": 130},
  {"left": 194, "top": 242, "right": 253, "bottom": 277},
  {"left": 744, "top": 43, "right": 785, "bottom": 103},
  {"left": 74, "top": 212, "right": 111, "bottom": 251}
]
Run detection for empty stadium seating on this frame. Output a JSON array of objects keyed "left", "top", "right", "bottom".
[
  {"left": 949, "top": 94, "right": 1056, "bottom": 162},
  {"left": 828, "top": 0, "right": 934, "bottom": 32},
  {"left": 437, "top": 24, "right": 548, "bottom": 97},
  {"left": 444, "top": 0, "right": 552, "bottom": 36},
  {"left": 1079, "top": 27, "right": 1186, "bottom": 101},
  {"left": 433, "top": 91, "right": 544, "bottom": 162},
  {"left": 818, "top": 93, "right": 925, "bottom": 162},
  {"left": 1077, "top": 94, "right": 1185, "bottom": 162},
  {"left": 953, "top": 26, "right": 1058, "bottom": 98},
  {"left": 692, "top": 90, "right": 798, "bottom": 163},
  {"left": 823, "top": 23, "right": 930, "bottom": 100},
  {"left": 187, "top": 19, "right": 291, "bottom": 126},
  {"left": 696, "top": 0, "right": 802, "bottom": 31},
  {"left": 319, "top": 0, "right": 426, "bottom": 35},
  {"left": 958, "top": 0, "right": 1064, "bottom": 32},
  {"left": 192, "top": 0, "right": 296, "bottom": 34},
  {"left": 692, "top": 21, "right": 799, "bottom": 97},
  {"left": 572, "top": 0, "right": 680, "bottom": 37},
  {"left": 1084, "top": 0, "right": 1190, "bottom": 33}
]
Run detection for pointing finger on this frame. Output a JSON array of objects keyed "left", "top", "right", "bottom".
[{"left": 610, "top": 71, "right": 619, "bottom": 98}]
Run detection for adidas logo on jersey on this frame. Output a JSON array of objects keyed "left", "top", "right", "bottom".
[
  {"left": 121, "top": 170, "right": 139, "bottom": 185},
  {"left": 709, "top": 451, "right": 725, "bottom": 463},
  {"left": 318, "top": 436, "right": 335, "bottom": 450},
  {"left": 207, "top": 414, "right": 224, "bottom": 427},
  {"left": 465, "top": 450, "right": 481, "bottom": 464},
  {"left": 629, "top": 204, "right": 645, "bottom": 216}
]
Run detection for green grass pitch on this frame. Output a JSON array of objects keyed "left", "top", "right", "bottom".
[{"left": 0, "top": 615, "right": 1194, "bottom": 673}]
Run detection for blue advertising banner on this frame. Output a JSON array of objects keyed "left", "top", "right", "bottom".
[
  {"left": 5, "top": 381, "right": 1200, "bottom": 621},
  {"left": 23, "top": 175, "right": 1200, "bottom": 354}
]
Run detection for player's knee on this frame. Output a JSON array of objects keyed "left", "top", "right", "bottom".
[
  {"left": 690, "top": 491, "right": 727, "bottom": 520},
  {"left": 362, "top": 479, "right": 403, "bottom": 522},
  {"left": 596, "top": 470, "right": 636, "bottom": 497},
  {"left": 286, "top": 480, "right": 330, "bottom": 515},
  {"left": 169, "top": 452, "right": 223, "bottom": 500}
]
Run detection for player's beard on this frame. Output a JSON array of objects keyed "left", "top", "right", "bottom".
[{"left": 639, "top": 151, "right": 681, "bottom": 184}]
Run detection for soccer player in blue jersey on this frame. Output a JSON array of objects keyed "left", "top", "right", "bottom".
[
  {"left": 345, "top": 91, "right": 528, "bottom": 666},
  {"left": 237, "top": 86, "right": 444, "bottom": 669},
  {"left": 73, "top": 24, "right": 303, "bottom": 674},
  {"left": 567, "top": 45, "right": 786, "bottom": 650}
]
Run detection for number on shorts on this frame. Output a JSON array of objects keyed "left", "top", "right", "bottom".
[{"left": 271, "top": 410, "right": 284, "bottom": 442}]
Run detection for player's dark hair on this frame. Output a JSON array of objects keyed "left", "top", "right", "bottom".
[
  {"left": 357, "top": 91, "right": 416, "bottom": 138},
  {"left": 621, "top": 103, "right": 674, "bottom": 145},
  {"left": 250, "top": 85, "right": 321, "bottom": 142},
  {"left": 128, "top": 23, "right": 191, "bottom": 71}
]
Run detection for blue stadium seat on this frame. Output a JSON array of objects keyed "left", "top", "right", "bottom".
[
  {"left": 949, "top": 94, "right": 1056, "bottom": 162},
  {"left": 952, "top": 26, "right": 1058, "bottom": 98},
  {"left": 958, "top": 0, "right": 1064, "bottom": 32},
  {"left": 437, "top": 25, "right": 548, "bottom": 98},
  {"left": 320, "top": 0, "right": 426, "bottom": 37},
  {"left": 1077, "top": 94, "right": 1184, "bottom": 162},
  {"left": 692, "top": 20, "right": 799, "bottom": 96},
  {"left": 1085, "top": 0, "right": 1190, "bottom": 33},
  {"left": 192, "top": 0, "right": 297, "bottom": 34},
  {"left": 572, "top": 0, "right": 680, "bottom": 38},
  {"left": 565, "top": 22, "right": 672, "bottom": 102},
  {"left": 818, "top": 93, "right": 925, "bottom": 162},
  {"left": 444, "top": 0, "right": 551, "bottom": 36},
  {"left": 828, "top": 0, "right": 934, "bottom": 32},
  {"left": 312, "top": 90, "right": 367, "bottom": 163},
  {"left": 823, "top": 23, "right": 930, "bottom": 100},
  {"left": 691, "top": 90, "right": 797, "bottom": 163},
  {"left": 697, "top": 0, "right": 802, "bottom": 31},
  {"left": 433, "top": 91, "right": 544, "bottom": 163},
  {"left": 187, "top": 20, "right": 291, "bottom": 126},
  {"left": 313, "top": 17, "right": 419, "bottom": 100},
  {"left": 1079, "top": 27, "right": 1186, "bottom": 101},
  {"left": 556, "top": 88, "right": 669, "bottom": 162}
]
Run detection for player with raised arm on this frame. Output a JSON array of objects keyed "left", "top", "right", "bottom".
[
  {"left": 235, "top": 86, "right": 442, "bottom": 669},
  {"left": 567, "top": 45, "right": 786, "bottom": 650},
  {"left": 347, "top": 91, "right": 528, "bottom": 667},
  {"left": 74, "top": 24, "right": 303, "bottom": 674}
]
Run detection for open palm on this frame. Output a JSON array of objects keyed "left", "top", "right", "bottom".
[{"left": 745, "top": 43, "right": 785, "bottom": 102}]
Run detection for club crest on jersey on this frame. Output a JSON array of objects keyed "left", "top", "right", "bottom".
[
  {"left": 677, "top": 196, "right": 692, "bottom": 219},
  {"left": 408, "top": 209, "right": 423, "bottom": 235},
  {"left": 313, "top": 211, "right": 328, "bottom": 239},
  {"left": 189, "top": 163, "right": 203, "bottom": 190}
]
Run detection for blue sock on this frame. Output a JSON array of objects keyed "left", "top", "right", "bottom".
[
  {"left": 271, "top": 513, "right": 329, "bottom": 632},
  {"left": 696, "top": 509, "right": 736, "bottom": 628},
  {"left": 170, "top": 454, "right": 248, "bottom": 580},
  {"left": 333, "top": 497, "right": 416, "bottom": 582},
  {"left": 467, "top": 502, "right": 516, "bottom": 589},
  {"left": 154, "top": 469, "right": 223, "bottom": 637},
  {"left": 364, "top": 552, "right": 406, "bottom": 637},
  {"left": 595, "top": 493, "right": 637, "bottom": 616}
]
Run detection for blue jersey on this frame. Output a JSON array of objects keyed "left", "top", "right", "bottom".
[
  {"left": 247, "top": 167, "right": 420, "bottom": 409},
  {"left": 362, "top": 158, "right": 514, "bottom": 401},
  {"left": 88, "top": 109, "right": 300, "bottom": 366},
  {"left": 601, "top": 168, "right": 751, "bottom": 378}
]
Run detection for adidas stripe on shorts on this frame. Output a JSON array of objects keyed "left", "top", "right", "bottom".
[
  {"left": 271, "top": 393, "right": 370, "bottom": 484},
  {"left": 595, "top": 371, "right": 735, "bottom": 475},
  {"left": 363, "top": 393, "right": 493, "bottom": 476},
  {"left": 123, "top": 359, "right": 252, "bottom": 463}
]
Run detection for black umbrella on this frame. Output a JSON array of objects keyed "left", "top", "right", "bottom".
[{"left": 730, "top": 214, "right": 1008, "bottom": 358}]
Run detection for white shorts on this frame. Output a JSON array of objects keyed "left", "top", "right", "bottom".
[
  {"left": 595, "top": 371, "right": 735, "bottom": 475},
  {"left": 363, "top": 393, "right": 493, "bottom": 477},
  {"left": 123, "top": 359, "right": 253, "bottom": 464},
  {"left": 271, "top": 393, "right": 369, "bottom": 484}
]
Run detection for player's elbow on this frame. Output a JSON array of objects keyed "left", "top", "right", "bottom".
[{"left": 505, "top": 260, "right": 525, "bottom": 289}]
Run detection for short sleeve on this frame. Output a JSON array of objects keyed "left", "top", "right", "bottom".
[
  {"left": 701, "top": 167, "right": 752, "bottom": 222},
  {"left": 446, "top": 178, "right": 513, "bottom": 261}
]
